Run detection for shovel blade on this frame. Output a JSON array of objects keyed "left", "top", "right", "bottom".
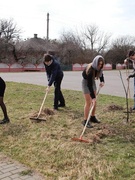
[
  {"left": 30, "top": 117, "right": 46, "bottom": 121},
  {"left": 71, "top": 137, "right": 90, "bottom": 143}
]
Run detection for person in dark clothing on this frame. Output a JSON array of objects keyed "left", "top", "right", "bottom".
[
  {"left": 124, "top": 50, "right": 135, "bottom": 110},
  {"left": 43, "top": 54, "right": 65, "bottom": 110},
  {"left": 82, "top": 55, "right": 105, "bottom": 128},
  {"left": 0, "top": 77, "right": 10, "bottom": 124},
  {"left": 124, "top": 50, "right": 135, "bottom": 77}
]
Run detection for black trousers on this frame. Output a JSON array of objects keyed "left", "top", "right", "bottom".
[
  {"left": 0, "top": 77, "right": 6, "bottom": 97},
  {"left": 53, "top": 75, "right": 65, "bottom": 109}
]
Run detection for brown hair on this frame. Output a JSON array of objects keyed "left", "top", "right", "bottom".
[
  {"left": 127, "top": 50, "right": 135, "bottom": 58},
  {"left": 98, "top": 58, "right": 104, "bottom": 69},
  {"left": 86, "top": 58, "right": 104, "bottom": 79},
  {"left": 86, "top": 63, "right": 99, "bottom": 80},
  {"left": 43, "top": 54, "right": 52, "bottom": 62},
  {"left": 86, "top": 63, "right": 92, "bottom": 75}
]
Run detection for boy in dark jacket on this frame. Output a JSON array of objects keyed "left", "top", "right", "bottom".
[{"left": 43, "top": 54, "right": 65, "bottom": 110}]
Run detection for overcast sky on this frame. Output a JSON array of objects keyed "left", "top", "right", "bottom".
[{"left": 0, "top": 0, "right": 135, "bottom": 40}]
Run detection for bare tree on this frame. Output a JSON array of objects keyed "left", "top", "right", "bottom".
[
  {"left": 112, "top": 36, "right": 135, "bottom": 47},
  {"left": 0, "top": 38, "right": 6, "bottom": 62},
  {"left": 82, "top": 24, "right": 111, "bottom": 55},
  {"left": 105, "top": 36, "right": 135, "bottom": 65},
  {"left": 58, "top": 32, "right": 84, "bottom": 64},
  {"left": 0, "top": 18, "right": 23, "bottom": 63},
  {"left": 0, "top": 18, "right": 21, "bottom": 43}
]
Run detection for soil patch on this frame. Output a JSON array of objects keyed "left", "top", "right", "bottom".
[{"left": 106, "top": 104, "right": 124, "bottom": 111}]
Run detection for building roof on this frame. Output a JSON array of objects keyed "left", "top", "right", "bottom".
[{"left": 16, "top": 34, "right": 56, "bottom": 52}]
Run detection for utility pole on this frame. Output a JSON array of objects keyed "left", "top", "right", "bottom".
[{"left": 47, "top": 13, "right": 49, "bottom": 41}]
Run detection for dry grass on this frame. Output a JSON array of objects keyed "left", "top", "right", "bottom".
[{"left": 0, "top": 82, "right": 135, "bottom": 180}]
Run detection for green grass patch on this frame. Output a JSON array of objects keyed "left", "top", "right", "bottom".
[{"left": 0, "top": 82, "right": 135, "bottom": 179}]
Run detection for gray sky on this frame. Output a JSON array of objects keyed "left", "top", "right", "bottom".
[{"left": 0, "top": 0, "right": 135, "bottom": 40}]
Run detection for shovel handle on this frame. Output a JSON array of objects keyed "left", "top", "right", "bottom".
[
  {"left": 37, "top": 91, "right": 48, "bottom": 118},
  {"left": 80, "top": 103, "right": 95, "bottom": 138}
]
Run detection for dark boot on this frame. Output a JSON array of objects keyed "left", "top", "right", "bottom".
[
  {"left": 132, "top": 107, "right": 135, "bottom": 110},
  {"left": 58, "top": 103, "right": 65, "bottom": 107},
  {"left": 90, "top": 116, "right": 100, "bottom": 123},
  {"left": 82, "top": 120, "right": 93, "bottom": 128},
  {"left": 0, "top": 118, "right": 10, "bottom": 124}
]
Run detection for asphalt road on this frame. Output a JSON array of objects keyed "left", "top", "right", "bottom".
[{"left": 0, "top": 70, "right": 134, "bottom": 98}]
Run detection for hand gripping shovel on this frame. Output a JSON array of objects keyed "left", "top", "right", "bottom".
[
  {"left": 72, "top": 86, "right": 101, "bottom": 143},
  {"left": 30, "top": 91, "right": 48, "bottom": 121}
]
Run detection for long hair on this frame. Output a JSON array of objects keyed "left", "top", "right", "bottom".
[
  {"left": 86, "top": 58, "right": 104, "bottom": 79},
  {"left": 86, "top": 63, "right": 92, "bottom": 75}
]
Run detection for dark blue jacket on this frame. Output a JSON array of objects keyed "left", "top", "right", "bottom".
[{"left": 44, "top": 59, "right": 63, "bottom": 86}]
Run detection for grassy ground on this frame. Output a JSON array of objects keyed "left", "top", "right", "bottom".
[{"left": 0, "top": 82, "right": 135, "bottom": 180}]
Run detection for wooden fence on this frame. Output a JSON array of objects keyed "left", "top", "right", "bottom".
[{"left": 0, "top": 62, "right": 126, "bottom": 72}]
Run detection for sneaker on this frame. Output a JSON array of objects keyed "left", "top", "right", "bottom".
[
  {"left": 82, "top": 120, "right": 93, "bottom": 128},
  {"left": 90, "top": 116, "right": 100, "bottom": 123},
  {"left": 58, "top": 104, "right": 65, "bottom": 107},
  {"left": 132, "top": 107, "right": 135, "bottom": 110},
  {"left": 0, "top": 118, "right": 10, "bottom": 124}
]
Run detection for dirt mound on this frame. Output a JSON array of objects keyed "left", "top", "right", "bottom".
[
  {"left": 43, "top": 108, "right": 55, "bottom": 115},
  {"left": 106, "top": 104, "right": 123, "bottom": 111},
  {"left": 30, "top": 108, "right": 55, "bottom": 122},
  {"left": 92, "top": 128, "right": 111, "bottom": 143}
]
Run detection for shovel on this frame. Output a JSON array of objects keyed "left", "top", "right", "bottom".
[{"left": 30, "top": 91, "right": 48, "bottom": 121}]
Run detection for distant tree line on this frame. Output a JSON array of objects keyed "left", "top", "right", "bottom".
[{"left": 0, "top": 18, "right": 135, "bottom": 67}]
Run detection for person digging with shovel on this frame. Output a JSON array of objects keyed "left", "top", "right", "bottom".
[
  {"left": 43, "top": 53, "right": 65, "bottom": 110},
  {"left": 82, "top": 55, "right": 105, "bottom": 128}
]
